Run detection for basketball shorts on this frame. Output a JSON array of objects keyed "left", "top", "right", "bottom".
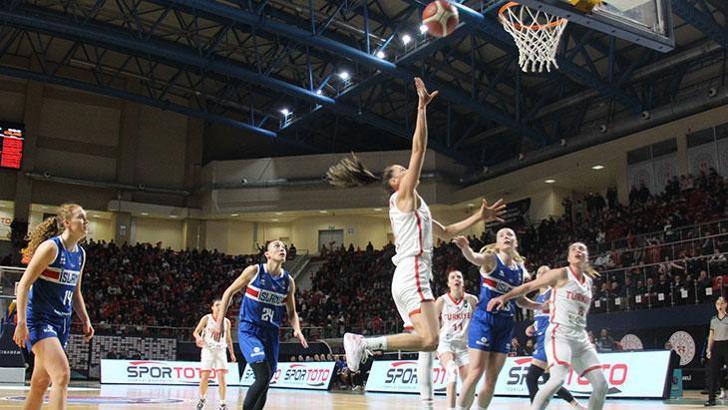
[
  {"left": 437, "top": 339, "right": 470, "bottom": 367},
  {"left": 532, "top": 333, "right": 547, "bottom": 363},
  {"left": 391, "top": 255, "right": 435, "bottom": 330},
  {"left": 239, "top": 321, "right": 280, "bottom": 374},
  {"left": 545, "top": 324, "right": 601, "bottom": 376},
  {"left": 201, "top": 347, "right": 228, "bottom": 371},
  {"left": 27, "top": 313, "right": 70, "bottom": 350},
  {"left": 467, "top": 309, "right": 514, "bottom": 354}
]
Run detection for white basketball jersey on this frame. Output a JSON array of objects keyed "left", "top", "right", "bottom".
[
  {"left": 389, "top": 191, "right": 433, "bottom": 266},
  {"left": 550, "top": 267, "right": 593, "bottom": 330},
  {"left": 439, "top": 293, "right": 475, "bottom": 345},
  {"left": 202, "top": 314, "right": 229, "bottom": 351}
]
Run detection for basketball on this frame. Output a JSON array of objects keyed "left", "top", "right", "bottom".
[{"left": 422, "top": 0, "right": 459, "bottom": 38}]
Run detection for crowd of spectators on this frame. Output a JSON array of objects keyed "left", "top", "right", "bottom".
[{"left": 297, "top": 169, "right": 728, "bottom": 336}]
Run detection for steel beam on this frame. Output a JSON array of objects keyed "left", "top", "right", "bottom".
[{"left": 672, "top": 0, "right": 728, "bottom": 48}]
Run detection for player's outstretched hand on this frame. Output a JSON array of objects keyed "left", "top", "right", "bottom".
[
  {"left": 480, "top": 198, "right": 506, "bottom": 223},
  {"left": 487, "top": 296, "right": 505, "bottom": 312},
  {"left": 12, "top": 322, "right": 29, "bottom": 349},
  {"left": 415, "top": 77, "right": 438, "bottom": 109},
  {"left": 451, "top": 236, "right": 469, "bottom": 250},
  {"left": 294, "top": 329, "right": 309, "bottom": 349},
  {"left": 83, "top": 321, "right": 95, "bottom": 342}
]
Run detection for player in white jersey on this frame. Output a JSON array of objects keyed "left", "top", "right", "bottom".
[
  {"left": 326, "top": 78, "right": 505, "bottom": 403},
  {"left": 487, "top": 242, "right": 608, "bottom": 410},
  {"left": 436, "top": 270, "right": 477, "bottom": 410},
  {"left": 193, "top": 299, "right": 235, "bottom": 410}
]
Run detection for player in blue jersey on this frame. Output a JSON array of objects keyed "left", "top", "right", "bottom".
[
  {"left": 525, "top": 266, "right": 584, "bottom": 409},
  {"left": 214, "top": 240, "right": 308, "bottom": 410},
  {"left": 13, "top": 203, "right": 94, "bottom": 410},
  {"left": 452, "top": 228, "right": 540, "bottom": 410}
]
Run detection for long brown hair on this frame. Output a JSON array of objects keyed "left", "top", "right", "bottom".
[
  {"left": 21, "top": 203, "right": 81, "bottom": 262},
  {"left": 326, "top": 153, "right": 397, "bottom": 191}
]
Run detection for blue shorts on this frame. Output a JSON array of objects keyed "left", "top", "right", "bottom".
[
  {"left": 532, "top": 333, "right": 547, "bottom": 362},
  {"left": 26, "top": 315, "right": 70, "bottom": 351},
  {"left": 467, "top": 309, "right": 514, "bottom": 354},
  {"left": 239, "top": 321, "right": 280, "bottom": 374}
]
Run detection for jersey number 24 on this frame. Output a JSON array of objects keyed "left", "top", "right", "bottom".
[{"left": 261, "top": 307, "right": 275, "bottom": 323}]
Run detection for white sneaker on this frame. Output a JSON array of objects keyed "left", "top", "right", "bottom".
[
  {"left": 196, "top": 398, "right": 206, "bottom": 410},
  {"left": 344, "top": 333, "right": 369, "bottom": 372},
  {"left": 720, "top": 388, "right": 727, "bottom": 400},
  {"left": 570, "top": 400, "right": 587, "bottom": 410}
]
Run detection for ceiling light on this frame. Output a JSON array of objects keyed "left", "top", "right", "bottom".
[
  {"left": 592, "top": 165, "right": 605, "bottom": 170},
  {"left": 467, "top": 203, "right": 475, "bottom": 207},
  {"left": 376, "top": 50, "right": 386, "bottom": 59},
  {"left": 141, "top": 212, "right": 149, "bottom": 216},
  {"left": 230, "top": 213, "right": 239, "bottom": 217},
  {"left": 545, "top": 179, "right": 556, "bottom": 184},
  {"left": 419, "top": 24, "right": 429, "bottom": 34},
  {"left": 315, "top": 89, "right": 323, "bottom": 95},
  {"left": 401, "top": 34, "right": 412, "bottom": 45},
  {"left": 338, "top": 71, "right": 350, "bottom": 81},
  {"left": 272, "top": 218, "right": 279, "bottom": 222},
  {"left": 169, "top": 215, "right": 178, "bottom": 218},
  {"left": 319, "top": 210, "right": 328, "bottom": 214},
  {"left": 280, "top": 108, "right": 290, "bottom": 116},
  {"left": 373, "top": 208, "right": 383, "bottom": 212},
  {"left": 275, "top": 212, "right": 283, "bottom": 215}
]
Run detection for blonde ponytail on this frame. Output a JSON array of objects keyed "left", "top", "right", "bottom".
[{"left": 21, "top": 203, "right": 80, "bottom": 262}]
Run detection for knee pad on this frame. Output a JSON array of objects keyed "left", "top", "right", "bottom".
[{"left": 446, "top": 360, "right": 459, "bottom": 384}]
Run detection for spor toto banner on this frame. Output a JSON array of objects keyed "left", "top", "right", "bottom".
[
  {"left": 101, "top": 359, "right": 242, "bottom": 385},
  {"left": 365, "top": 350, "right": 671, "bottom": 399},
  {"left": 240, "top": 361, "right": 335, "bottom": 390}
]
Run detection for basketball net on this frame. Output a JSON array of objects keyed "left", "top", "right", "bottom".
[{"left": 499, "top": 2, "right": 567, "bottom": 73}]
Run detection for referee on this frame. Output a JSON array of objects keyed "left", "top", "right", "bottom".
[{"left": 706, "top": 296, "right": 728, "bottom": 406}]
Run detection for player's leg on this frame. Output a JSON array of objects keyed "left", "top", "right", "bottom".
[
  {"left": 345, "top": 262, "right": 437, "bottom": 371},
  {"left": 239, "top": 325, "right": 271, "bottom": 410},
  {"left": 217, "top": 371, "right": 227, "bottom": 408},
  {"left": 526, "top": 361, "right": 547, "bottom": 402},
  {"left": 476, "top": 352, "right": 507, "bottom": 409},
  {"left": 572, "top": 346, "right": 606, "bottom": 410},
  {"left": 456, "top": 349, "right": 488, "bottom": 410},
  {"left": 252, "top": 328, "right": 280, "bottom": 410},
  {"left": 532, "top": 329, "right": 573, "bottom": 410},
  {"left": 32, "top": 337, "right": 70, "bottom": 410},
  {"left": 439, "top": 352, "right": 457, "bottom": 409},
  {"left": 418, "top": 350, "right": 434, "bottom": 402},
  {"left": 23, "top": 346, "right": 50, "bottom": 410},
  {"left": 198, "top": 369, "right": 210, "bottom": 409}
]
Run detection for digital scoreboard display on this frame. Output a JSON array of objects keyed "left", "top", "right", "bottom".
[{"left": 0, "top": 123, "right": 23, "bottom": 169}]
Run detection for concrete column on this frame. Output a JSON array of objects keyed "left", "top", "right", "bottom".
[
  {"left": 615, "top": 151, "right": 629, "bottom": 204},
  {"left": 116, "top": 79, "right": 141, "bottom": 201},
  {"left": 113, "top": 212, "right": 132, "bottom": 245}
]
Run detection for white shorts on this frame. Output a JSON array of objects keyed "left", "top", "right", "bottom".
[
  {"left": 545, "top": 324, "right": 601, "bottom": 377},
  {"left": 437, "top": 340, "right": 469, "bottom": 367},
  {"left": 201, "top": 348, "right": 228, "bottom": 371},
  {"left": 391, "top": 255, "right": 435, "bottom": 330}
]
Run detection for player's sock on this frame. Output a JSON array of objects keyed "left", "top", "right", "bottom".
[
  {"left": 418, "top": 351, "right": 434, "bottom": 400},
  {"left": 364, "top": 336, "right": 387, "bottom": 351}
]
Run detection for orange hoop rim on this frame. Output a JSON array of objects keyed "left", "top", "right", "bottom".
[{"left": 498, "top": 1, "right": 567, "bottom": 30}]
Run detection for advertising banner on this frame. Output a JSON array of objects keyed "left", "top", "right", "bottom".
[
  {"left": 366, "top": 351, "right": 671, "bottom": 399},
  {"left": 101, "top": 359, "right": 241, "bottom": 385},
  {"left": 240, "top": 361, "right": 336, "bottom": 390}
]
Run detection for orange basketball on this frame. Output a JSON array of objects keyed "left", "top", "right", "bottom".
[{"left": 422, "top": 1, "right": 460, "bottom": 38}]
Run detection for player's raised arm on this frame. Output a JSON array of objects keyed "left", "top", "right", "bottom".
[
  {"left": 397, "top": 78, "right": 438, "bottom": 205},
  {"left": 488, "top": 268, "right": 568, "bottom": 312}
]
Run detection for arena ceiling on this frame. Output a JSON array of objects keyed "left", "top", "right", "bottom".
[{"left": 0, "top": 0, "right": 725, "bottom": 179}]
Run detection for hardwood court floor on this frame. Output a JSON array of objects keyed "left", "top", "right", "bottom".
[{"left": 0, "top": 384, "right": 714, "bottom": 409}]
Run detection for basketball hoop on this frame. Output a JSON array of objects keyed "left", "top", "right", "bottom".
[{"left": 498, "top": 2, "right": 567, "bottom": 73}]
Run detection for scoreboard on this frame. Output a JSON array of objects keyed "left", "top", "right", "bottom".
[{"left": 0, "top": 124, "right": 23, "bottom": 169}]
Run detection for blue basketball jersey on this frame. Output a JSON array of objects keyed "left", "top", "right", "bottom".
[
  {"left": 477, "top": 254, "right": 524, "bottom": 317},
  {"left": 533, "top": 289, "right": 551, "bottom": 338},
  {"left": 240, "top": 263, "right": 290, "bottom": 328},
  {"left": 27, "top": 236, "right": 85, "bottom": 322}
]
